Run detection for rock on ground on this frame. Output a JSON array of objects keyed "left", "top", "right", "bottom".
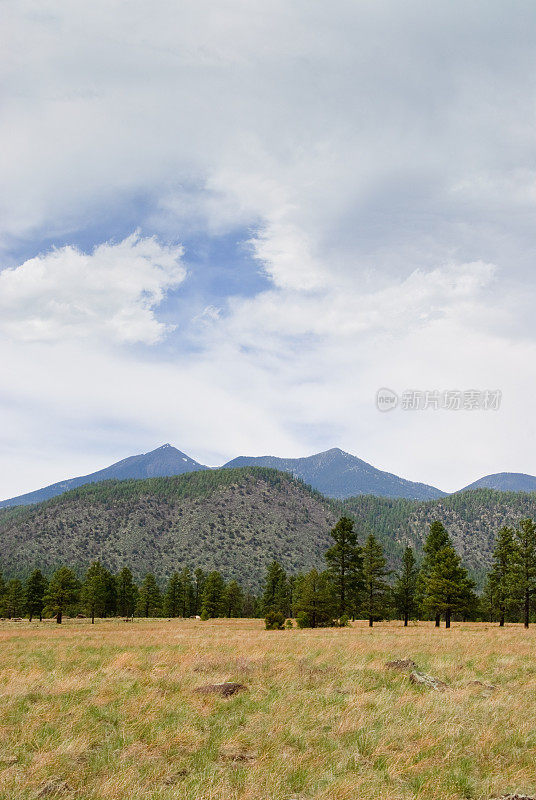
[{"left": 409, "top": 670, "right": 447, "bottom": 691}]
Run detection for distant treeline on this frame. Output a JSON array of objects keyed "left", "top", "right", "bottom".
[{"left": 1, "top": 516, "right": 536, "bottom": 627}]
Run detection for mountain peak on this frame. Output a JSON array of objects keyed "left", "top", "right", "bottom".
[
  {"left": 222, "top": 449, "right": 444, "bottom": 500},
  {"left": 0, "top": 445, "right": 208, "bottom": 509}
]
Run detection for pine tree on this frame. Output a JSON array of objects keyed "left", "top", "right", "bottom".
[
  {"left": 261, "top": 561, "right": 289, "bottom": 616},
  {"left": 25, "top": 569, "right": 48, "bottom": 622},
  {"left": 485, "top": 527, "right": 516, "bottom": 625},
  {"left": 0, "top": 573, "right": 5, "bottom": 617},
  {"left": 44, "top": 567, "right": 80, "bottom": 624},
  {"left": 223, "top": 580, "right": 243, "bottom": 617},
  {"left": 179, "top": 567, "right": 193, "bottom": 617},
  {"left": 361, "top": 534, "right": 390, "bottom": 627},
  {"left": 201, "top": 571, "right": 226, "bottom": 619},
  {"left": 393, "top": 546, "right": 418, "bottom": 625},
  {"left": 294, "top": 568, "right": 336, "bottom": 628},
  {"left": 103, "top": 568, "right": 117, "bottom": 617},
  {"left": 194, "top": 569, "right": 206, "bottom": 615},
  {"left": 325, "top": 516, "right": 363, "bottom": 618},
  {"left": 81, "top": 561, "right": 108, "bottom": 623},
  {"left": 116, "top": 567, "right": 137, "bottom": 617},
  {"left": 164, "top": 572, "right": 182, "bottom": 617},
  {"left": 511, "top": 518, "right": 536, "bottom": 628},
  {"left": 4, "top": 579, "right": 25, "bottom": 618},
  {"left": 418, "top": 521, "right": 451, "bottom": 626},
  {"left": 423, "top": 544, "right": 475, "bottom": 628},
  {"left": 136, "top": 574, "right": 162, "bottom": 618}
]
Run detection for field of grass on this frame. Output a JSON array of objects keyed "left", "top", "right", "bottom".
[{"left": 0, "top": 619, "right": 535, "bottom": 800}]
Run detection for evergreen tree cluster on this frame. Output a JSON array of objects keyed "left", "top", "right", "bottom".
[
  {"left": 261, "top": 516, "right": 534, "bottom": 629},
  {"left": 1, "top": 514, "right": 535, "bottom": 628},
  {"left": 483, "top": 519, "right": 536, "bottom": 628},
  {"left": 0, "top": 563, "right": 258, "bottom": 624}
]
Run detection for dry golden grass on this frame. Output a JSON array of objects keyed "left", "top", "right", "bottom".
[{"left": 0, "top": 618, "right": 535, "bottom": 800}]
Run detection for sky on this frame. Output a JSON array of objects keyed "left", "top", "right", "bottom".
[{"left": 2, "top": 0, "right": 536, "bottom": 498}]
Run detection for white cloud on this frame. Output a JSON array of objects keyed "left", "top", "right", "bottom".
[
  {"left": 1, "top": 2, "right": 536, "bottom": 497},
  {"left": 0, "top": 233, "right": 185, "bottom": 344}
]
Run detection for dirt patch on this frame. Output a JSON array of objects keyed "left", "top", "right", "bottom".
[
  {"left": 385, "top": 658, "right": 417, "bottom": 672},
  {"left": 219, "top": 746, "right": 258, "bottom": 764},
  {"left": 466, "top": 680, "right": 497, "bottom": 691},
  {"left": 194, "top": 682, "right": 247, "bottom": 697},
  {"left": 35, "top": 780, "right": 70, "bottom": 797}
]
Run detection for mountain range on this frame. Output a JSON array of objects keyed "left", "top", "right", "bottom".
[{"left": 1, "top": 443, "right": 535, "bottom": 509}]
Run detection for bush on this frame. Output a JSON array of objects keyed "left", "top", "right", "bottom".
[
  {"left": 264, "top": 610, "right": 285, "bottom": 630},
  {"left": 200, "top": 609, "right": 210, "bottom": 621},
  {"left": 337, "top": 614, "right": 351, "bottom": 627},
  {"left": 284, "top": 618, "right": 293, "bottom": 629}
]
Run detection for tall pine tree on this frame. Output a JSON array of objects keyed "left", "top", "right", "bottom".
[
  {"left": 194, "top": 569, "right": 206, "bottom": 615},
  {"left": 137, "top": 574, "right": 162, "bottom": 618},
  {"left": 81, "top": 561, "right": 108, "bottom": 623},
  {"left": 116, "top": 567, "right": 137, "bottom": 617},
  {"left": 485, "top": 527, "right": 516, "bottom": 625},
  {"left": 418, "top": 521, "right": 451, "bottom": 626},
  {"left": 423, "top": 543, "right": 475, "bottom": 628},
  {"left": 201, "top": 571, "right": 226, "bottom": 619},
  {"left": 325, "top": 516, "right": 363, "bottom": 618},
  {"left": 393, "top": 546, "right": 418, "bottom": 626},
  {"left": 261, "top": 561, "right": 289, "bottom": 616},
  {"left": 361, "top": 534, "right": 390, "bottom": 627},
  {"left": 223, "top": 580, "right": 244, "bottom": 618},
  {"left": 44, "top": 567, "right": 80, "bottom": 624},
  {"left": 294, "top": 569, "right": 336, "bottom": 628},
  {"left": 25, "top": 569, "right": 48, "bottom": 622},
  {"left": 511, "top": 518, "right": 536, "bottom": 628},
  {"left": 180, "top": 567, "right": 194, "bottom": 617},
  {"left": 164, "top": 572, "right": 182, "bottom": 617},
  {"left": 4, "top": 579, "right": 25, "bottom": 618}
]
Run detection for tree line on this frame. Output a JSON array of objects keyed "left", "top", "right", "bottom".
[
  {"left": 1, "top": 515, "right": 535, "bottom": 627},
  {"left": 0, "top": 565, "right": 258, "bottom": 624},
  {"left": 262, "top": 518, "right": 475, "bottom": 629}
]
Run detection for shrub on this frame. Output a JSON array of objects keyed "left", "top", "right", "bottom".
[
  {"left": 284, "top": 618, "right": 293, "bottom": 629},
  {"left": 264, "top": 610, "right": 285, "bottom": 630}
]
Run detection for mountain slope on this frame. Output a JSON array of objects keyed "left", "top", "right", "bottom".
[
  {"left": 0, "top": 444, "right": 207, "bottom": 509},
  {"left": 0, "top": 468, "right": 337, "bottom": 589},
  {"left": 224, "top": 448, "right": 445, "bottom": 500},
  {"left": 342, "top": 488, "right": 536, "bottom": 583},
  {"left": 2, "top": 467, "right": 535, "bottom": 588},
  {"left": 460, "top": 472, "right": 536, "bottom": 493}
]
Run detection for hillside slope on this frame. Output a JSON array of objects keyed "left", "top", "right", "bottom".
[
  {"left": 0, "top": 444, "right": 207, "bottom": 509},
  {"left": 0, "top": 468, "right": 337, "bottom": 588},
  {"left": 343, "top": 488, "right": 536, "bottom": 581},
  {"left": 3, "top": 468, "right": 536, "bottom": 589},
  {"left": 224, "top": 448, "right": 444, "bottom": 500}
]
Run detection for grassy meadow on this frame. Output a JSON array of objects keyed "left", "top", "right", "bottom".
[{"left": 0, "top": 619, "right": 535, "bottom": 800}]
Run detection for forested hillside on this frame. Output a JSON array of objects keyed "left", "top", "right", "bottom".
[
  {"left": 2, "top": 467, "right": 536, "bottom": 588},
  {"left": 343, "top": 489, "right": 536, "bottom": 581},
  {"left": 0, "top": 468, "right": 338, "bottom": 589}
]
